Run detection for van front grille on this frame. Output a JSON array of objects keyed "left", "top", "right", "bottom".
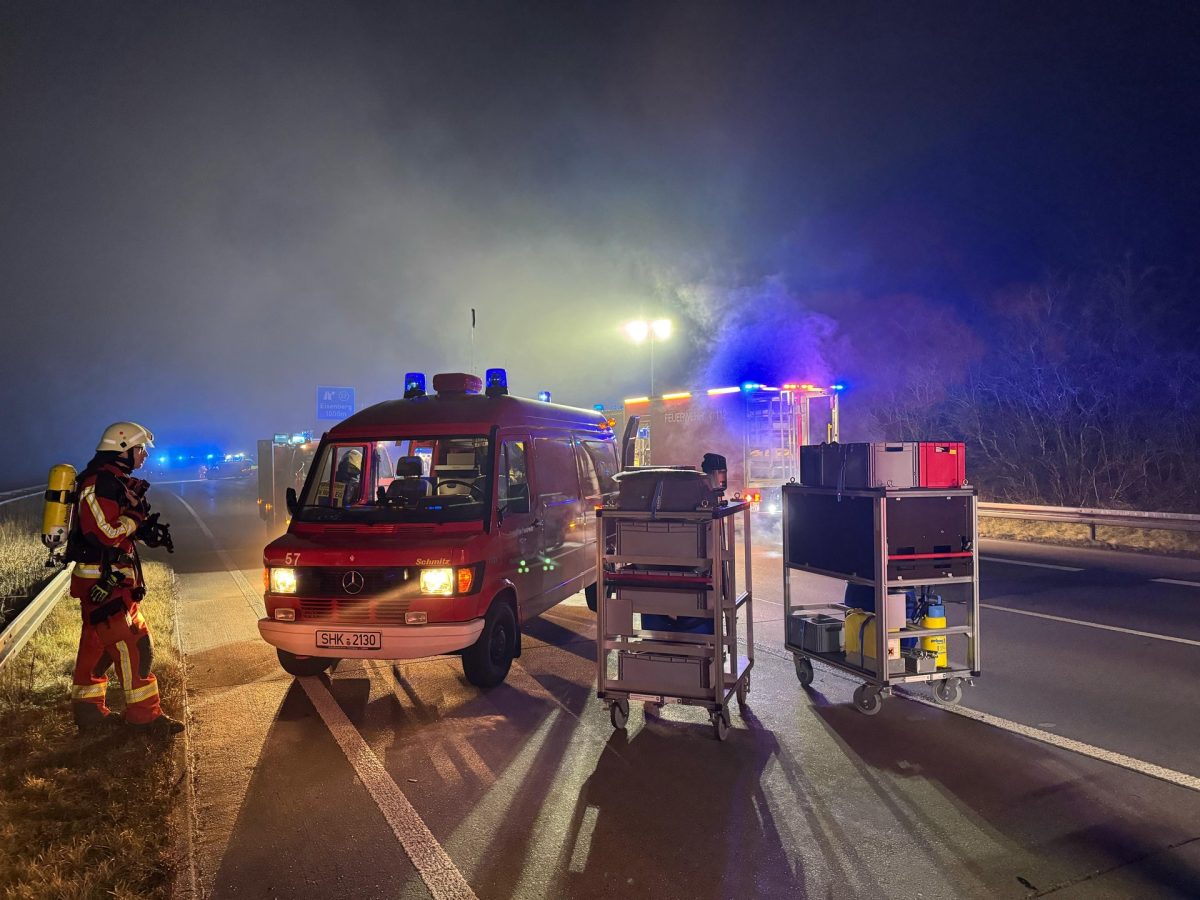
[{"left": 299, "top": 597, "right": 415, "bottom": 625}]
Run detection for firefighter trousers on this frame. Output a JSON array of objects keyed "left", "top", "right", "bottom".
[{"left": 70, "top": 591, "right": 163, "bottom": 726}]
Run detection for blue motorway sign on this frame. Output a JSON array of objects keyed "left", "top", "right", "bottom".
[{"left": 316, "top": 386, "right": 355, "bottom": 421}]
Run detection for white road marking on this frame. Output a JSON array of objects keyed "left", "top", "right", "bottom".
[
  {"left": 980, "top": 556, "right": 1083, "bottom": 572},
  {"left": 1152, "top": 578, "right": 1200, "bottom": 589},
  {"left": 896, "top": 689, "right": 1200, "bottom": 793},
  {"left": 981, "top": 603, "right": 1200, "bottom": 647},
  {"left": 170, "top": 491, "right": 265, "bottom": 618},
  {"left": 0, "top": 489, "right": 41, "bottom": 507},
  {"left": 300, "top": 677, "right": 478, "bottom": 900}
]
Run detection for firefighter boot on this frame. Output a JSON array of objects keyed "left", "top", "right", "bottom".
[{"left": 132, "top": 714, "right": 185, "bottom": 738}]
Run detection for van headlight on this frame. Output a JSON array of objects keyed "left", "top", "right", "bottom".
[
  {"left": 419, "top": 567, "right": 455, "bottom": 596},
  {"left": 270, "top": 567, "right": 298, "bottom": 594}
]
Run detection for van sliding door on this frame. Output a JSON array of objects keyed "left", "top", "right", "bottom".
[{"left": 530, "top": 434, "right": 588, "bottom": 610}]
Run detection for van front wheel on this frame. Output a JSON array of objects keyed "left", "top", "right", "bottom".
[{"left": 463, "top": 601, "right": 517, "bottom": 688}]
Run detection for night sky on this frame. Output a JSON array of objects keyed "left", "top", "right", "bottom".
[{"left": 2, "top": 2, "right": 1198, "bottom": 484}]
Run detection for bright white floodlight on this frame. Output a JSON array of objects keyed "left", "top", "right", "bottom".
[
  {"left": 624, "top": 320, "right": 650, "bottom": 344},
  {"left": 651, "top": 319, "right": 673, "bottom": 340}
]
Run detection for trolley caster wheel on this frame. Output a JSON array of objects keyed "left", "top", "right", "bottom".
[
  {"left": 736, "top": 675, "right": 750, "bottom": 709},
  {"left": 794, "top": 655, "right": 814, "bottom": 688},
  {"left": 609, "top": 699, "right": 630, "bottom": 730},
  {"left": 934, "top": 677, "right": 963, "bottom": 706},
  {"left": 711, "top": 708, "right": 731, "bottom": 741},
  {"left": 852, "top": 684, "right": 883, "bottom": 716}
]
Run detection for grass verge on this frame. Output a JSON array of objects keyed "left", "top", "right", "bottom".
[
  {"left": 0, "top": 561, "right": 183, "bottom": 899},
  {"left": 0, "top": 508, "right": 48, "bottom": 628}
]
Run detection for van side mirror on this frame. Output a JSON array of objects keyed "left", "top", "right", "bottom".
[{"left": 285, "top": 487, "right": 298, "bottom": 517}]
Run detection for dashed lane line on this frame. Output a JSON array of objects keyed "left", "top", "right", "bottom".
[
  {"left": 1152, "top": 578, "right": 1200, "bottom": 589},
  {"left": 894, "top": 688, "right": 1200, "bottom": 794},
  {"left": 301, "top": 677, "right": 479, "bottom": 900},
  {"left": 981, "top": 603, "right": 1200, "bottom": 647},
  {"left": 980, "top": 556, "right": 1083, "bottom": 572}
]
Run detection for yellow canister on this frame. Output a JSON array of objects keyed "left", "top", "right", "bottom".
[
  {"left": 920, "top": 603, "right": 948, "bottom": 668},
  {"left": 41, "top": 464, "right": 77, "bottom": 549}
]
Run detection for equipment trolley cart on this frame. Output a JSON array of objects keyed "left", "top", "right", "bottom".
[
  {"left": 595, "top": 501, "right": 753, "bottom": 741},
  {"left": 782, "top": 483, "right": 980, "bottom": 715}
]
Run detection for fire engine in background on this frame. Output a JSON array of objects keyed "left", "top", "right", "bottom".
[
  {"left": 602, "top": 381, "right": 842, "bottom": 517},
  {"left": 257, "top": 432, "right": 316, "bottom": 530}
]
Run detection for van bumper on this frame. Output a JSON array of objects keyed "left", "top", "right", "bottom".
[{"left": 258, "top": 618, "right": 485, "bottom": 659}]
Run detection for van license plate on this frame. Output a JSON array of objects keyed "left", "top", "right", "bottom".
[{"left": 315, "top": 630, "right": 382, "bottom": 650}]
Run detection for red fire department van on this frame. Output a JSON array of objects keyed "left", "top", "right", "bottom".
[{"left": 259, "top": 370, "right": 619, "bottom": 687}]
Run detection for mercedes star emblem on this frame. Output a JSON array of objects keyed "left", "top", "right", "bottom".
[{"left": 342, "top": 570, "right": 365, "bottom": 595}]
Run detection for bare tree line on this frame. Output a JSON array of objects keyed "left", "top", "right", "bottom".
[{"left": 868, "top": 262, "right": 1200, "bottom": 511}]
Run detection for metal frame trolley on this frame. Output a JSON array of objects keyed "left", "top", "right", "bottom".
[
  {"left": 595, "top": 500, "right": 753, "bottom": 740},
  {"left": 782, "top": 483, "right": 981, "bottom": 715}
]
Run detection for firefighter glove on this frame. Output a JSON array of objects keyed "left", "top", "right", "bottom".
[{"left": 89, "top": 570, "right": 126, "bottom": 605}]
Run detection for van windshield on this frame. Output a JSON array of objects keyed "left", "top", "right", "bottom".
[{"left": 295, "top": 436, "right": 491, "bottom": 524}]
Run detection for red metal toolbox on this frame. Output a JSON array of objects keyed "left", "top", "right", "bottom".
[{"left": 918, "top": 442, "right": 966, "bottom": 488}]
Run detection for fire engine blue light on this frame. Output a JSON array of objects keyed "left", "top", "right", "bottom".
[
  {"left": 404, "top": 372, "right": 426, "bottom": 398},
  {"left": 206, "top": 453, "right": 214, "bottom": 460},
  {"left": 177, "top": 455, "right": 185, "bottom": 461},
  {"left": 741, "top": 381, "right": 760, "bottom": 392},
  {"left": 593, "top": 403, "right": 605, "bottom": 412},
  {"left": 538, "top": 390, "right": 552, "bottom": 403},
  {"left": 485, "top": 368, "right": 509, "bottom": 397},
  {"left": 158, "top": 456, "right": 168, "bottom": 465},
  {"left": 831, "top": 383, "right": 845, "bottom": 391}
]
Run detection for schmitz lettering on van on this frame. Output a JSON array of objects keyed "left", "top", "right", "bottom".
[{"left": 416, "top": 557, "right": 451, "bottom": 565}]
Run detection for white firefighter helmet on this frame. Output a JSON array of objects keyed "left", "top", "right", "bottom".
[{"left": 96, "top": 421, "right": 155, "bottom": 452}]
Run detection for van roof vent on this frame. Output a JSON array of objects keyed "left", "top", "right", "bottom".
[{"left": 432, "top": 372, "right": 483, "bottom": 395}]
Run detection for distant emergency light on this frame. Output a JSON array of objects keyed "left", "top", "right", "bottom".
[
  {"left": 831, "top": 383, "right": 845, "bottom": 391},
  {"left": 593, "top": 403, "right": 605, "bottom": 412},
  {"left": 404, "top": 372, "right": 427, "bottom": 399},
  {"left": 537, "top": 390, "right": 552, "bottom": 403},
  {"left": 485, "top": 368, "right": 508, "bottom": 397},
  {"left": 741, "top": 381, "right": 761, "bottom": 393},
  {"left": 432, "top": 372, "right": 483, "bottom": 395}
]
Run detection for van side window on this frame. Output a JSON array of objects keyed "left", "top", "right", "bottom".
[
  {"left": 533, "top": 437, "right": 582, "bottom": 506},
  {"left": 575, "top": 442, "right": 602, "bottom": 501},
  {"left": 499, "top": 440, "right": 530, "bottom": 514},
  {"left": 583, "top": 441, "right": 619, "bottom": 494}
]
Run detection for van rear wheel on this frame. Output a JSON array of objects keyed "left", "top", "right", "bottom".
[
  {"left": 463, "top": 601, "right": 517, "bottom": 688},
  {"left": 277, "top": 649, "right": 335, "bottom": 677}
]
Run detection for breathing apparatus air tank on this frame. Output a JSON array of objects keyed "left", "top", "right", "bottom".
[{"left": 41, "top": 464, "right": 77, "bottom": 551}]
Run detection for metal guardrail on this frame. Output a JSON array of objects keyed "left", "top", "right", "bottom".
[
  {"left": 0, "top": 564, "right": 73, "bottom": 672},
  {"left": 979, "top": 502, "right": 1200, "bottom": 538}
]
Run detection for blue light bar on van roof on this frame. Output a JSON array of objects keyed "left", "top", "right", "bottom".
[
  {"left": 404, "top": 372, "right": 426, "bottom": 399},
  {"left": 537, "top": 390, "right": 552, "bottom": 403},
  {"left": 485, "top": 368, "right": 508, "bottom": 397}
]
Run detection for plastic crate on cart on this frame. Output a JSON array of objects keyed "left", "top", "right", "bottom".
[
  {"left": 787, "top": 613, "right": 843, "bottom": 653},
  {"left": 617, "top": 651, "right": 712, "bottom": 698},
  {"left": 919, "top": 442, "right": 966, "bottom": 488}
]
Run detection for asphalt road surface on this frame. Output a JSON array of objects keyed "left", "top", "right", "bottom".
[{"left": 140, "top": 478, "right": 1200, "bottom": 899}]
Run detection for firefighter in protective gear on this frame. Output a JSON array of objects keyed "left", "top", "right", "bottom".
[{"left": 66, "top": 422, "right": 183, "bottom": 736}]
